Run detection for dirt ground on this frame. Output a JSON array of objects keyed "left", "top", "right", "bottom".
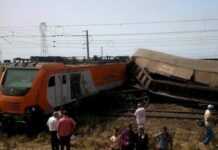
[{"left": 0, "top": 103, "right": 217, "bottom": 150}]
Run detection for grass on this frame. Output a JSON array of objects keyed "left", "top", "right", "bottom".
[{"left": 0, "top": 102, "right": 218, "bottom": 149}]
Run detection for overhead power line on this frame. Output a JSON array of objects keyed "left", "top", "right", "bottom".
[
  {"left": 48, "top": 18, "right": 218, "bottom": 27},
  {"left": 91, "top": 29, "right": 218, "bottom": 36},
  {"left": 1, "top": 28, "right": 218, "bottom": 38},
  {"left": 2, "top": 35, "right": 218, "bottom": 47},
  {"left": 0, "top": 34, "right": 84, "bottom": 38},
  {"left": 1, "top": 18, "right": 218, "bottom": 29}
]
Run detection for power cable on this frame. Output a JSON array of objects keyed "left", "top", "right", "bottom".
[{"left": 1, "top": 29, "right": 218, "bottom": 38}]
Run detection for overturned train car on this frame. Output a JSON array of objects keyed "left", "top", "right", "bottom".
[{"left": 129, "top": 49, "right": 218, "bottom": 106}]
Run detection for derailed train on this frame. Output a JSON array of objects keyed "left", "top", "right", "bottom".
[
  {"left": 130, "top": 49, "right": 218, "bottom": 106},
  {"left": 0, "top": 62, "right": 126, "bottom": 123},
  {"left": 2, "top": 48, "right": 218, "bottom": 127}
]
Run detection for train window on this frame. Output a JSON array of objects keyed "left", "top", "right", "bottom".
[
  {"left": 1, "top": 68, "right": 38, "bottom": 96},
  {"left": 48, "top": 76, "right": 55, "bottom": 87},
  {"left": 62, "top": 75, "right": 66, "bottom": 84}
]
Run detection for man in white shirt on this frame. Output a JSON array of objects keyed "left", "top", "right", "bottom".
[
  {"left": 204, "top": 104, "right": 215, "bottom": 127},
  {"left": 134, "top": 103, "right": 146, "bottom": 129},
  {"left": 203, "top": 104, "right": 215, "bottom": 145},
  {"left": 47, "top": 111, "right": 59, "bottom": 150}
]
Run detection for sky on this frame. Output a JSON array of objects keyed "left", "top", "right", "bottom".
[{"left": 0, "top": 0, "right": 218, "bottom": 60}]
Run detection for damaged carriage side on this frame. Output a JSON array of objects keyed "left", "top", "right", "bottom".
[{"left": 129, "top": 49, "right": 218, "bottom": 106}]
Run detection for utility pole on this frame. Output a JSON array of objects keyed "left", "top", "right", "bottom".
[
  {"left": 39, "top": 22, "right": 48, "bottom": 56},
  {"left": 85, "top": 30, "right": 90, "bottom": 60},
  {"left": 100, "top": 46, "right": 103, "bottom": 58},
  {"left": 53, "top": 40, "right": 56, "bottom": 48}
]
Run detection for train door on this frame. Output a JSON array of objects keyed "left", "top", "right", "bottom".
[
  {"left": 47, "top": 76, "right": 56, "bottom": 107},
  {"left": 61, "top": 74, "right": 68, "bottom": 104},
  {"left": 48, "top": 74, "right": 68, "bottom": 107},
  {"left": 54, "top": 74, "right": 71, "bottom": 106},
  {"left": 55, "top": 75, "right": 62, "bottom": 106},
  {"left": 59, "top": 74, "right": 72, "bottom": 105},
  {"left": 70, "top": 73, "right": 81, "bottom": 101}
]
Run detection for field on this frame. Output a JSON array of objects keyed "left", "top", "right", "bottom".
[{"left": 0, "top": 102, "right": 217, "bottom": 150}]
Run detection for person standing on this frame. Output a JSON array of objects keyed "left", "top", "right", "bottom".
[
  {"left": 134, "top": 103, "right": 146, "bottom": 129},
  {"left": 120, "top": 124, "right": 136, "bottom": 150},
  {"left": 57, "top": 110, "right": 76, "bottom": 150},
  {"left": 47, "top": 111, "right": 59, "bottom": 150},
  {"left": 109, "top": 128, "right": 121, "bottom": 150},
  {"left": 155, "top": 127, "right": 172, "bottom": 150},
  {"left": 128, "top": 124, "right": 136, "bottom": 150},
  {"left": 136, "top": 128, "right": 149, "bottom": 150},
  {"left": 203, "top": 104, "right": 216, "bottom": 145}
]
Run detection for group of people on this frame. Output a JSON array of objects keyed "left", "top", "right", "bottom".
[
  {"left": 47, "top": 110, "right": 76, "bottom": 150},
  {"left": 109, "top": 125, "right": 172, "bottom": 150},
  {"left": 46, "top": 103, "right": 216, "bottom": 150},
  {"left": 109, "top": 102, "right": 217, "bottom": 150},
  {"left": 109, "top": 124, "right": 149, "bottom": 150},
  {"left": 109, "top": 103, "right": 172, "bottom": 150}
]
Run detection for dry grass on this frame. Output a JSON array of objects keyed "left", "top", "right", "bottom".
[{"left": 0, "top": 104, "right": 218, "bottom": 150}]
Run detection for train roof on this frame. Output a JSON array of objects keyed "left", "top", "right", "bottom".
[
  {"left": 133, "top": 48, "right": 218, "bottom": 73},
  {"left": 3, "top": 55, "right": 128, "bottom": 71},
  {"left": 6, "top": 62, "right": 126, "bottom": 71}
]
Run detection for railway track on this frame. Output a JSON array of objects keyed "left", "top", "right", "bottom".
[
  {"left": 97, "top": 109, "right": 205, "bottom": 120},
  {"left": 145, "top": 110, "right": 202, "bottom": 120}
]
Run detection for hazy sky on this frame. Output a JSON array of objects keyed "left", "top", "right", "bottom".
[{"left": 0, "top": 0, "right": 218, "bottom": 59}]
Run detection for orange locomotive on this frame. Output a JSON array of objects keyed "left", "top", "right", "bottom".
[{"left": 0, "top": 62, "right": 126, "bottom": 120}]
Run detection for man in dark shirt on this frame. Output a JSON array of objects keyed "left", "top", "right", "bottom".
[
  {"left": 136, "top": 128, "right": 149, "bottom": 150},
  {"left": 128, "top": 124, "right": 136, "bottom": 150},
  {"left": 120, "top": 124, "right": 136, "bottom": 150}
]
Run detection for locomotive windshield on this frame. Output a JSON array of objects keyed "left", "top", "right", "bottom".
[{"left": 1, "top": 68, "right": 38, "bottom": 96}]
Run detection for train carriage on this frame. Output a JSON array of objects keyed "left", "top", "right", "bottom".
[{"left": 0, "top": 62, "right": 126, "bottom": 124}]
